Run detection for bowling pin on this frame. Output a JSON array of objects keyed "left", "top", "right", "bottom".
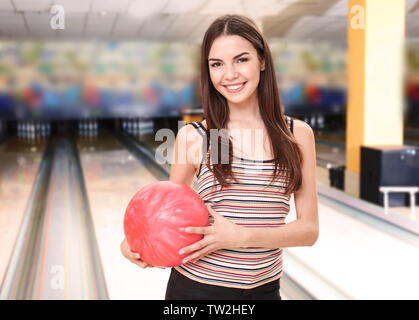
[
  {"left": 310, "top": 116, "right": 316, "bottom": 128},
  {"left": 318, "top": 115, "right": 325, "bottom": 129},
  {"left": 127, "top": 119, "right": 132, "bottom": 133}
]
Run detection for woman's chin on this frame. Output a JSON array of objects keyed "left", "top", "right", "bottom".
[
  {"left": 224, "top": 94, "right": 256, "bottom": 106},
  {"left": 226, "top": 98, "right": 247, "bottom": 106}
]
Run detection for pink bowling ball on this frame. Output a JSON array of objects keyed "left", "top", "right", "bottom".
[{"left": 124, "top": 181, "right": 209, "bottom": 267}]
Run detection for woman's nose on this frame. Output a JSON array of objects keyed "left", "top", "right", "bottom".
[{"left": 224, "top": 65, "right": 237, "bottom": 80}]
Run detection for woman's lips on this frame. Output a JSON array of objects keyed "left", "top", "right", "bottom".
[{"left": 223, "top": 82, "right": 247, "bottom": 93}]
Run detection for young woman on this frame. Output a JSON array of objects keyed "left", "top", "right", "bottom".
[{"left": 121, "top": 14, "right": 318, "bottom": 300}]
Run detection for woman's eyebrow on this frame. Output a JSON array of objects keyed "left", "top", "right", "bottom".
[{"left": 208, "top": 52, "right": 249, "bottom": 62}]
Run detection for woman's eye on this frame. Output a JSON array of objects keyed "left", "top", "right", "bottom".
[
  {"left": 237, "top": 58, "right": 248, "bottom": 63},
  {"left": 210, "top": 62, "right": 221, "bottom": 68}
]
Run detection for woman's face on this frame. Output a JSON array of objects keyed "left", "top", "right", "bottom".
[{"left": 208, "top": 35, "right": 265, "bottom": 107}]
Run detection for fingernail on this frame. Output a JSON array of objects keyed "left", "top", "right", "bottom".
[
  {"left": 179, "top": 249, "right": 184, "bottom": 255},
  {"left": 179, "top": 227, "right": 185, "bottom": 232}
]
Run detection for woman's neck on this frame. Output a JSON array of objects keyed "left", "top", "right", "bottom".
[{"left": 227, "top": 96, "right": 263, "bottom": 128}]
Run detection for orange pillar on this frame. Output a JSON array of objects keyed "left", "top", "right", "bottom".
[{"left": 346, "top": 0, "right": 405, "bottom": 196}]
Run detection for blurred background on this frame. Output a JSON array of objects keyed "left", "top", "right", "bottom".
[{"left": 0, "top": 0, "right": 418, "bottom": 300}]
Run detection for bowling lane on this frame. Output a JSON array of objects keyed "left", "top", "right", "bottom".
[
  {"left": 0, "top": 136, "right": 47, "bottom": 285},
  {"left": 76, "top": 130, "right": 170, "bottom": 300},
  {"left": 286, "top": 190, "right": 419, "bottom": 299}
]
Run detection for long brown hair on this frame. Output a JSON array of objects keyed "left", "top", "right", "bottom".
[{"left": 200, "top": 14, "right": 302, "bottom": 195}]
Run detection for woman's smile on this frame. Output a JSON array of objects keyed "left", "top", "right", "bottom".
[{"left": 223, "top": 81, "right": 247, "bottom": 93}]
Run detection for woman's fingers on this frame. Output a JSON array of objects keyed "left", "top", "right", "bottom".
[
  {"left": 184, "top": 225, "right": 213, "bottom": 235},
  {"left": 179, "top": 236, "right": 212, "bottom": 255},
  {"left": 121, "top": 238, "right": 166, "bottom": 269},
  {"left": 179, "top": 237, "right": 215, "bottom": 264},
  {"left": 130, "top": 252, "right": 165, "bottom": 269},
  {"left": 131, "top": 259, "right": 149, "bottom": 269},
  {"left": 127, "top": 252, "right": 145, "bottom": 267},
  {"left": 182, "top": 245, "right": 214, "bottom": 264}
]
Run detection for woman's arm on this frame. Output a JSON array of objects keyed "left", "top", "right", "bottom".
[{"left": 169, "top": 123, "right": 201, "bottom": 186}]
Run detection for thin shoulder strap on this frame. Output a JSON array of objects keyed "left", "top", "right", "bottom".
[
  {"left": 189, "top": 121, "right": 206, "bottom": 137},
  {"left": 189, "top": 121, "right": 210, "bottom": 153},
  {"left": 286, "top": 116, "right": 294, "bottom": 134}
]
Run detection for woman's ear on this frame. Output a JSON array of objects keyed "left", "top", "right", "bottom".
[{"left": 260, "top": 59, "right": 265, "bottom": 71}]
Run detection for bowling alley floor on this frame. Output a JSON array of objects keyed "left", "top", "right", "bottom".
[
  {"left": 0, "top": 136, "right": 47, "bottom": 287},
  {"left": 76, "top": 131, "right": 171, "bottom": 299}
]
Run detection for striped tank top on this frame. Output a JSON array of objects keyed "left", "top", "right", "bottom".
[{"left": 174, "top": 117, "right": 294, "bottom": 289}]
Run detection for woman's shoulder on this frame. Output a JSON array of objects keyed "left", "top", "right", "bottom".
[{"left": 292, "top": 118, "right": 315, "bottom": 144}]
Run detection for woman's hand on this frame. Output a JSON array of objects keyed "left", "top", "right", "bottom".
[
  {"left": 120, "top": 237, "right": 165, "bottom": 269},
  {"left": 178, "top": 204, "right": 245, "bottom": 264}
]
